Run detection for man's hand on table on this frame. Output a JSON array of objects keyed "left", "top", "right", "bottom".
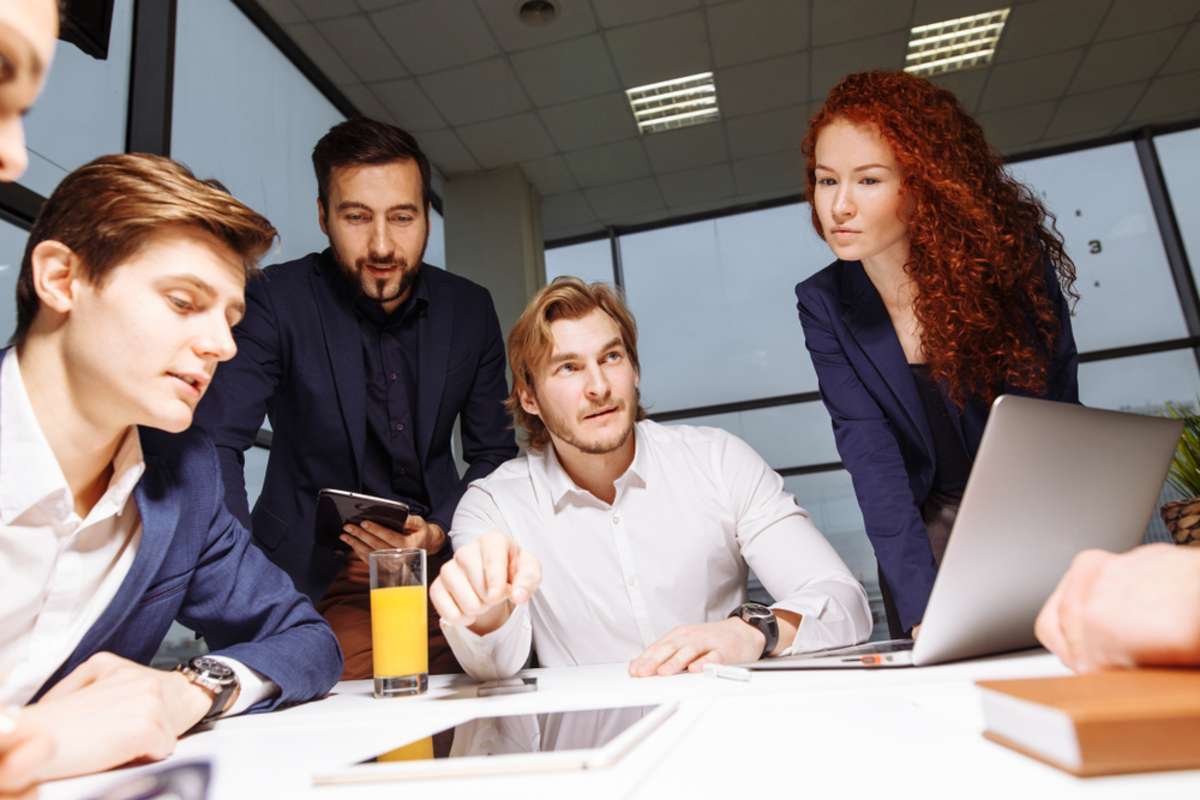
[
  {"left": 630, "top": 618, "right": 766, "bottom": 677},
  {"left": 7, "top": 653, "right": 215, "bottom": 785},
  {"left": 1035, "top": 544, "right": 1200, "bottom": 672},
  {"left": 340, "top": 515, "right": 447, "bottom": 563},
  {"left": 430, "top": 531, "right": 541, "bottom": 636},
  {"left": 0, "top": 707, "right": 53, "bottom": 799}
]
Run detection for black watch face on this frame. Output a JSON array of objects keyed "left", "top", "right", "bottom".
[
  {"left": 192, "top": 656, "right": 235, "bottom": 681},
  {"left": 742, "top": 603, "right": 773, "bottom": 622}
]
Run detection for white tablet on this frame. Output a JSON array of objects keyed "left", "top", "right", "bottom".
[{"left": 312, "top": 703, "right": 677, "bottom": 785}]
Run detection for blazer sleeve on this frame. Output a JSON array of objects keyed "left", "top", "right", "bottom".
[
  {"left": 1047, "top": 267, "right": 1080, "bottom": 404},
  {"left": 429, "top": 293, "right": 518, "bottom": 531},
  {"left": 795, "top": 284, "right": 937, "bottom": 633},
  {"left": 193, "top": 275, "right": 283, "bottom": 526},
  {"left": 178, "top": 442, "right": 342, "bottom": 708}
]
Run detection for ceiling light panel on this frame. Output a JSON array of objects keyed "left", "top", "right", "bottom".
[
  {"left": 905, "top": 8, "right": 1011, "bottom": 77},
  {"left": 626, "top": 72, "right": 720, "bottom": 135}
]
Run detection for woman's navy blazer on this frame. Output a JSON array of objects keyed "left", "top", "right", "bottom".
[{"left": 795, "top": 259, "right": 1079, "bottom": 632}]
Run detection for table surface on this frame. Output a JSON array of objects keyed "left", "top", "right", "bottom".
[{"left": 42, "top": 649, "right": 1200, "bottom": 800}]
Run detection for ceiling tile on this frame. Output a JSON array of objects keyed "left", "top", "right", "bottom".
[
  {"left": 913, "top": 0, "right": 1017, "bottom": 25},
  {"left": 725, "top": 104, "right": 810, "bottom": 159},
  {"left": 1164, "top": 24, "right": 1200, "bottom": 74},
  {"left": 315, "top": 14, "right": 408, "bottom": 82},
  {"left": 541, "top": 93, "right": 638, "bottom": 150},
  {"left": 541, "top": 191, "right": 598, "bottom": 233},
  {"left": 642, "top": 122, "right": 729, "bottom": 172},
  {"left": 975, "top": 101, "right": 1057, "bottom": 152},
  {"left": 457, "top": 113, "right": 558, "bottom": 168},
  {"left": 356, "top": 0, "right": 403, "bottom": 9},
  {"left": 286, "top": 23, "right": 359, "bottom": 86},
  {"left": 419, "top": 58, "right": 531, "bottom": 126},
  {"left": 707, "top": 0, "right": 811, "bottom": 68},
  {"left": 295, "top": 0, "right": 359, "bottom": 20},
  {"left": 717, "top": 52, "right": 810, "bottom": 117},
  {"left": 258, "top": 0, "right": 304, "bottom": 25},
  {"left": 338, "top": 83, "right": 395, "bottom": 124},
  {"left": 994, "top": 0, "right": 1108, "bottom": 63},
  {"left": 810, "top": 31, "right": 908, "bottom": 101},
  {"left": 476, "top": 0, "right": 599, "bottom": 50},
  {"left": 586, "top": 177, "right": 665, "bottom": 219},
  {"left": 566, "top": 139, "right": 652, "bottom": 187},
  {"left": 371, "top": 79, "right": 446, "bottom": 131},
  {"left": 511, "top": 34, "right": 621, "bottom": 106},
  {"left": 812, "top": 0, "right": 913, "bottom": 47},
  {"left": 930, "top": 68, "right": 989, "bottom": 114},
  {"left": 1096, "top": 0, "right": 1200, "bottom": 41},
  {"left": 657, "top": 162, "right": 736, "bottom": 208},
  {"left": 1070, "top": 27, "right": 1183, "bottom": 93},
  {"left": 1044, "top": 83, "right": 1147, "bottom": 138},
  {"left": 370, "top": 1, "right": 499, "bottom": 74},
  {"left": 732, "top": 151, "right": 804, "bottom": 196},
  {"left": 978, "top": 49, "right": 1085, "bottom": 112},
  {"left": 1129, "top": 70, "right": 1200, "bottom": 121},
  {"left": 592, "top": 0, "right": 701, "bottom": 28},
  {"left": 418, "top": 129, "right": 481, "bottom": 175},
  {"left": 604, "top": 11, "right": 711, "bottom": 87},
  {"left": 521, "top": 156, "right": 579, "bottom": 196}
]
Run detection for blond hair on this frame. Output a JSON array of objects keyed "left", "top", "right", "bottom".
[{"left": 506, "top": 277, "right": 645, "bottom": 451}]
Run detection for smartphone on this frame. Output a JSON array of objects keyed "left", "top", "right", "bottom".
[{"left": 316, "top": 488, "right": 411, "bottom": 549}]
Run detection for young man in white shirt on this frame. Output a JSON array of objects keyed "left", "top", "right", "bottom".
[
  {"left": 0, "top": 152, "right": 343, "bottom": 794},
  {"left": 422, "top": 278, "right": 872, "bottom": 680}
]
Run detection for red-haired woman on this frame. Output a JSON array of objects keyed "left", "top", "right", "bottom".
[{"left": 794, "top": 70, "right": 1079, "bottom": 640}]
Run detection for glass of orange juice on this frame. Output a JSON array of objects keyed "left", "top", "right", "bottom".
[{"left": 368, "top": 548, "right": 428, "bottom": 697}]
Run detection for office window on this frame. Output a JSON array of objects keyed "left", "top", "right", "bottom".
[
  {"left": 545, "top": 238, "right": 614, "bottom": 286},
  {"left": 1079, "top": 349, "right": 1200, "bottom": 412},
  {"left": 172, "top": 0, "right": 345, "bottom": 266},
  {"left": 663, "top": 402, "right": 838, "bottom": 471},
  {"left": 1006, "top": 142, "right": 1187, "bottom": 352},
  {"left": 621, "top": 204, "right": 831, "bottom": 413},
  {"left": 21, "top": 0, "right": 134, "bottom": 198},
  {"left": 1154, "top": 127, "right": 1200, "bottom": 282},
  {"left": 0, "top": 221, "right": 28, "bottom": 342},
  {"left": 427, "top": 206, "right": 446, "bottom": 268}
]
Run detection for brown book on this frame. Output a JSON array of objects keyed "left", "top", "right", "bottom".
[{"left": 976, "top": 669, "right": 1200, "bottom": 777}]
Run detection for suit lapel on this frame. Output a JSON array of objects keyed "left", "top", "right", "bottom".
[
  {"left": 54, "top": 445, "right": 179, "bottom": 680},
  {"left": 310, "top": 255, "right": 366, "bottom": 477},
  {"left": 838, "top": 261, "right": 935, "bottom": 458},
  {"left": 416, "top": 266, "right": 453, "bottom": 463}
]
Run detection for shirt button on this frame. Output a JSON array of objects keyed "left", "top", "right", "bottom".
[
  {"left": 389, "top": 372, "right": 398, "bottom": 382},
  {"left": 612, "top": 514, "right": 620, "bottom": 525},
  {"left": 394, "top": 422, "right": 405, "bottom": 432}
]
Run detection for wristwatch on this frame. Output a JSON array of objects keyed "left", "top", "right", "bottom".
[
  {"left": 729, "top": 602, "right": 779, "bottom": 659},
  {"left": 176, "top": 656, "right": 239, "bottom": 725}
]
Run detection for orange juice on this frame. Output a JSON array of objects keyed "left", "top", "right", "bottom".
[
  {"left": 377, "top": 736, "right": 434, "bottom": 762},
  {"left": 370, "top": 584, "right": 428, "bottom": 678}
]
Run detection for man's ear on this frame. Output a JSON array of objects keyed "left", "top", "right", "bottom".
[
  {"left": 518, "top": 386, "right": 540, "bottom": 418},
  {"left": 30, "top": 240, "right": 82, "bottom": 315},
  {"left": 317, "top": 197, "right": 328, "bottom": 236}
]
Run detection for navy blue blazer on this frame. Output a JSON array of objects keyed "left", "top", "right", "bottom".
[
  {"left": 20, "top": 421, "right": 343, "bottom": 707},
  {"left": 795, "top": 260, "right": 1079, "bottom": 632},
  {"left": 193, "top": 251, "right": 518, "bottom": 601}
]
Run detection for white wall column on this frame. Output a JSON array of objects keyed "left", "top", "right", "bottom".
[{"left": 443, "top": 167, "right": 544, "bottom": 337}]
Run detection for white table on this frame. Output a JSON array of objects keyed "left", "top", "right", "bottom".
[{"left": 43, "top": 650, "right": 1200, "bottom": 800}]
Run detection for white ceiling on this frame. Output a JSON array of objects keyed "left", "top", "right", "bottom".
[{"left": 256, "top": 0, "right": 1200, "bottom": 240}]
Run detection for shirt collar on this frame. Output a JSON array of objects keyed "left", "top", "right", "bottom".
[
  {"left": 0, "top": 349, "right": 145, "bottom": 526},
  {"left": 531, "top": 422, "right": 649, "bottom": 510}
]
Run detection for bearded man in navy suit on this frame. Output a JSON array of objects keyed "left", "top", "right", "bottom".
[
  {"left": 0, "top": 153, "right": 342, "bottom": 789},
  {"left": 194, "top": 119, "right": 517, "bottom": 679}
]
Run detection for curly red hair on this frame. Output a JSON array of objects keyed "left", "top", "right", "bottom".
[{"left": 802, "top": 70, "right": 1078, "bottom": 406}]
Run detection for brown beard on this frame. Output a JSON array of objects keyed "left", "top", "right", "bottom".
[{"left": 540, "top": 400, "right": 635, "bottom": 455}]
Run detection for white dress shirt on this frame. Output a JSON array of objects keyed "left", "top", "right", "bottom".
[
  {"left": 442, "top": 420, "right": 872, "bottom": 680},
  {"left": 0, "top": 350, "right": 273, "bottom": 713}
]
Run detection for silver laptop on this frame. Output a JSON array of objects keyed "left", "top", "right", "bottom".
[{"left": 746, "top": 395, "right": 1182, "bottom": 670}]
